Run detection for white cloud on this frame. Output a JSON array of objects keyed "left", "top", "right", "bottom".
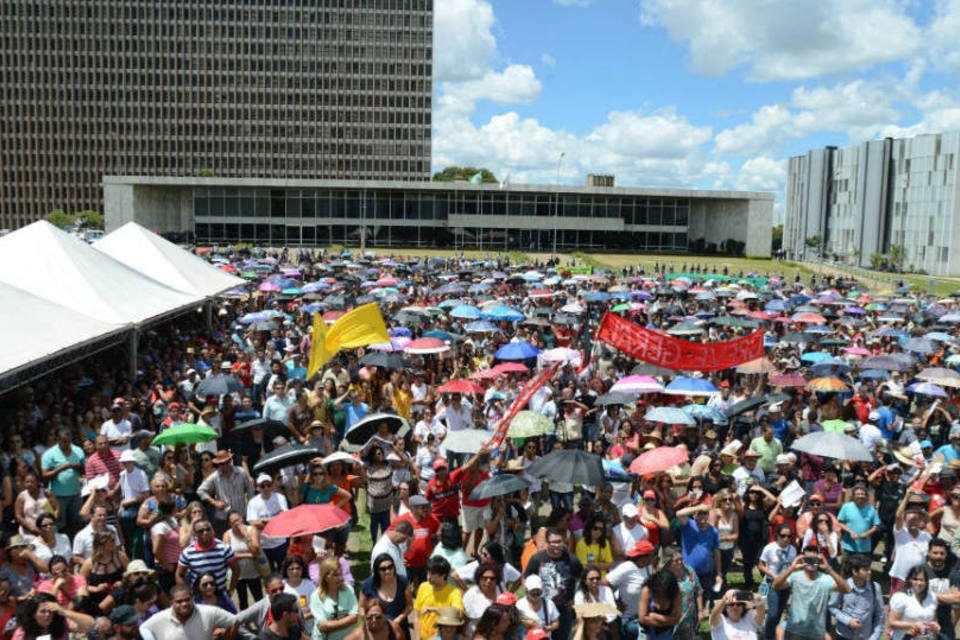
[
  {"left": 541, "top": 53, "right": 557, "bottom": 67},
  {"left": 930, "top": 0, "right": 960, "bottom": 73},
  {"left": 737, "top": 157, "right": 787, "bottom": 192},
  {"left": 640, "top": 0, "right": 922, "bottom": 81},
  {"left": 434, "top": 0, "right": 497, "bottom": 82},
  {"left": 444, "top": 65, "right": 542, "bottom": 107},
  {"left": 714, "top": 105, "right": 793, "bottom": 157}
]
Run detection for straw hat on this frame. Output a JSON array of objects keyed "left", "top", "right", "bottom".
[
  {"left": 893, "top": 446, "right": 919, "bottom": 468},
  {"left": 575, "top": 601, "right": 619, "bottom": 619},
  {"left": 435, "top": 607, "right": 465, "bottom": 627}
]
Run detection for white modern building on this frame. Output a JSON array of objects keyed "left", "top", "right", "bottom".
[{"left": 784, "top": 130, "right": 960, "bottom": 276}]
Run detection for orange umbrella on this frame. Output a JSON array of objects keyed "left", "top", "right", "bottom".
[{"left": 807, "top": 377, "right": 849, "bottom": 392}]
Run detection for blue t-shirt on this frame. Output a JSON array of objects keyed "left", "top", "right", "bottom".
[
  {"left": 680, "top": 518, "right": 719, "bottom": 577},
  {"left": 935, "top": 443, "right": 960, "bottom": 464},
  {"left": 786, "top": 572, "right": 836, "bottom": 639},
  {"left": 876, "top": 406, "right": 895, "bottom": 440},
  {"left": 772, "top": 418, "right": 790, "bottom": 442},
  {"left": 40, "top": 444, "right": 86, "bottom": 497},
  {"left": 344, "top": 402, "right": 369, "bottom": 431},
  {"left": 837, "top": 501, "right": 881, "bottom": 553}
]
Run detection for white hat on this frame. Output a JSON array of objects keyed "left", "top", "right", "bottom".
[
  {"left": 621, "top": 503, "right": 639, "bottom": 518},
  {"left": 256, "top": 473, "right": 273, "bottom": 485},
  {"left": 768, "top": 403, "right": 782, "bottom": 412},
  {"left": 119, "top": 450, "right": 138, "bottom": 464},
  {"left": 720, "top": 441, "right": 743, "bottom": 457},
  {"left": 81, "top": 473, "right": 111, "bottom": 497},
  {"left": 524, "top": 574, "right": 543, "bottom": 591},
  {"left": 868, "top": 410, "right": 880, "bottom": 422},
  {"left": 775, "top": 454, "right": 791, "bottom": 466}
]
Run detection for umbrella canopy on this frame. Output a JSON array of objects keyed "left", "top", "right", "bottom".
[
  {"left": 611, "top": 375, "right": 664, "bottom": 394},
  {"left": 262, "top": 504, "right": 350, "bottom": 538},
  {"left": 442, "top": 429, "right": 495, "bottom": 454},
  {"left": 735, "top": 357, "right": 777, "bottom": 374},
  {"left": 916, "top": 367, "right": 960, "bottom": 388},
  {"left": 464, "top": 320, "right": 498, "bottom": 334},
  {"left": 725, "top": 396, "right": 766, "bottom": 419},
  {"left": 449, "top": 304, "right": 482, "bottom": 319},
  {"left": 595, "top": 392, "right": 636, "bottom": 406},
  {"left": 631, "top": 363, "right": 677, "bottom": 377},
  {"left": 645, "top": 407, "right": 696, "bottom": 425},
  {"left": 437, "top": 380, "right": 485, "bottom": 396},
  {"left": 858, "top": 355, "right": 911, "bottom": 371},
  {"left": 628, "top": 446, "right": 690, "bottom": 475},
  {"left": 807, "top": 377, "right": 849, "bottom": 393},
  {"left": 495, "top": 341, "right": 539, "bottom": 360},
  {"left": 492, "top": 362, "right": 529, "bottom": 374},
  {"left": 507, "top": 411, "right": 555, "bottom": 438},
  {"left": 482, "top": 305, "right": 525, "bottom": 321},
  {"left": 768, "top": 372, "right": 807, "bottom": 387},
  {"left": 231, "top": 418, "right": 290, "bottom": 441},
  {"left": 664, "top": 377, "right": 717, "bottom": 396},
  {"left": 791, "top": 432, "right": 872, "bottom": 461},
  {"left": 254, "top": 443, "right": 323, "bottom": 475},
  {"left": 469, "top": 474, "right": 531, "bottom": 500},
  {"left": 152, "top": 423, "right": 218, "bottom": 447},
  {"left": 359, "top": 352, "right": 411, "bottom": 369},
  {"left": 907, "top": 382, "right": 948, "bottom": 398},
  {"left": 404, "top": 337, "right": 450, "bottom": 355},
  {"left": 343, "top": 414, "right": 409, "bottom": 449},
  {"left": 525, "top": 449, "right": 604, "bottom": 486},
  {"left": 540, "top": 347, "right": 581, "bottom": 364},
  {"left": 195, "top": 374, "right": 244, "bottom": 397},
  {"left": 682, "top": 404, "right": 728, "bottom": 424}
]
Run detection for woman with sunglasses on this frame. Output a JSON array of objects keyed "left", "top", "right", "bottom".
[
  {"left": 709, "top": 589, "right": 765, "bottom": 640},
  {"left": 28, "top": 513, "right": 70, "bottom": 574},
  {"left": 222, "top": 510, "right": 265, "bottom": 610},
  {"left": 462, "top": 561, "right": 502, "bottom": 637},
  {"left": 575, "top": 515, "right": 613, "bottom": 575},
  {"left": 709, "top": 489, "right": 739, "bottom": 587},
  {"left": 192, "top": 570, "right": 237, "bottom": 613},
  {"left": 573, "top": 564, "right": 617, "bottom": 628},
  {"left": 344, "top": 598, "right": 399, "bottom": 640},
  {"left": 801, "top": 513, "right": 839, "bottom": 571},
  {"left": 282, "top": 555, "right": 317, "bottom": 635},
  {"left": 296, "top": 464, "right": 351, "bottom": 509},
  {"left": 359, "top": 553, "right": 411, "bottom": 638}
]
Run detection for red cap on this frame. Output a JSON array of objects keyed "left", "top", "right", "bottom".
[
  {"left": 495, "top": 592, "right": 517, "bottom": 606},
  {"left": 112, "top": 397, "right": 126, "bottom": 406},
  {"left": 720, "top": 380, "right": 730, "bottom": 388},
  {"left": 432, "top": 459, "right": 449, "bottom": 470},
  {"left": 167, "top": 402, "right": 182, "bottom": 411},
  {"left": 526, "top": 629, "right": 550, "bottom": 640},
  {"left": 810, "top": 494, "right": 825, "bottom": 502},
  {"left": 642, "top": 489, "right": 656, "bottom": 500},
  {"left": 626, "top": 540, "right": 656, "bottom": 557}
]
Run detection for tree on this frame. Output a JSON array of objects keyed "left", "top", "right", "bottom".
[
  {"left": 432, "top": 167, "right": 498, "bottom": 183},
  {"left": 197, "top": 168, "right": 215, "bottom": 177},
  {"left": 888, "top": 244, "right": 907, "bottom": 272},
  {"left": 74, "top": 210, "right": 104, "bottom": 229},
  {"left": 771, "top": 225, "right": 783, "bottom": 252},
  {"left": 45, "top": 210, "right": 75, "bottom": 229},
  {"left": 869, "top": 252, "right": 884, "bottom": 269},
  {"left": 850, "top": 247, "right": 861, "bottom": 265},
  {"left": 804, "top": 235, "right": 823, "bottom": 259}
]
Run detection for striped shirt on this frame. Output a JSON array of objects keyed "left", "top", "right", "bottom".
[
  {"left": 178, "top": 539, "right": 235, "bottom": 591},
  {"left": 85, "top": 452, "right": 122, "bottom": 488}
]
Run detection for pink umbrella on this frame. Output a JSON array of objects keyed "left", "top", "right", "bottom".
[
  {"left": 629, "top": 446, "right": 689, "bottom": 475},
  {"left": 377, "top": 277, "right": 397, "bottom": 287},
  {"left": 843, "top": 346, "right": 871, "bottom": 356},
  {"left": 258, "top": 282, "right": 281, "bottom": 292},
  {"left": 492, "top": 362, "right": 529, "bottom": 374},
  {"left": 263, "top": 504, "right": 350, "bottom": 538},
  {"left": 469, "top": 369, "right": 502, "bottom": 380},
  {"left": 404, "top": 337, "right": 450, "bottom": 355},
  {"left": 610, "top": 375, "right": 664, "bottom": 394}
]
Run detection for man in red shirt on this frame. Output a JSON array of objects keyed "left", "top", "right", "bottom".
[
  {"left": 424, "top": 450, "right": 484, "bottom": 523},
  {"left": 459, "top": 455, "right": 491, "bottom": 555},
  {"left": 393, "top": 494, "right": 440, "bottom": 584},
  {"left": 84, "top": 435, "right": 122, "bottom": 490}
]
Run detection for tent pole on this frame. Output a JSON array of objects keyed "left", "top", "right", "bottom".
[
  {"left": 128, "top": 329, "right": 139, "bottom": 382},
  {"left": 205, "top": 299, "right": 213, "bottom": 331}
]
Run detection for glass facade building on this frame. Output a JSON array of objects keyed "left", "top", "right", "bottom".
[{"left": 0, "top": 1, "right": 433, "bottom": 230}]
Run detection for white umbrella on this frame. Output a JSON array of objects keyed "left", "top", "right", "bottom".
[{"left": 540, "top": 347, "right": 581, "bottom": 364}]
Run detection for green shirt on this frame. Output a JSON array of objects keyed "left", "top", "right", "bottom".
[
  {"left": 749, "top": 436, "right": 783, "bottom": 474},
  {"left": 40, "top": 444, "right": 86, "bottom": 497},
  {"left": 785, "top": 571, "right": 835, "bottom": 639}
]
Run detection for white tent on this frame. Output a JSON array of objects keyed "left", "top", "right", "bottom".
[
  {"left": 0, "top": 221, "right": 203, "bottom": 326},
  {"left": 93, "top": 222, "right": 244, "bottom": 297},
  {"left": 0, "top": 282, "right": 128, "bottom": 388}
]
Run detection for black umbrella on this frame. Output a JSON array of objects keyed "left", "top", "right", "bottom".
[
  {"left": 525, "top": 449, "right": 604, "bottom": 486},
  {"left": 359, "top": 352, "right": 410, "bottom": 369},
  {"left": 596, "top": 392, "right": 635, "bottom": 406},
  {"left": 195, "top": 374, "right": 244, "bottom": 397},
  {"left": 631, "top": 363, "right": 677, "bottom": 377},
  {"left": 724, "top": 396, "right": 766, "bottom": 419},
  {"left": 469, "top": 474, "right": 531, "bottom": 500},
  {"left": 232, "top": 418, "right": 290, "bottom": 441},
  {"left": 781, "top": 332, "right": 815, "bottom": 344},
  {"left": 254, "top": 443, "right": 322, "bottom": 475},
  {"left": 343, "top": 414, "right": 409, "bottom": 449}
]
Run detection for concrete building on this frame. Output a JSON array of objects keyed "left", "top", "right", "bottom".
[
  {"left": 784, "top": 131, "right": 960, "bottom": 275},
  {"left": 103, "top": 176, "right": 774, "bottom": 255},
  {"left": 0, "top": 1, "right": 433, "bottom": 230}
]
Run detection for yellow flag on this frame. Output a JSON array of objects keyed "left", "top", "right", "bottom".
[
  {"left": 306, "top": 304, "right": 391, "bottom": 380},
  {"left": 307, "top": 312, "right": 334, "bottom": 381}
]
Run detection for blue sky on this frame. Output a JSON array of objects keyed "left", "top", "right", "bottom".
[{"left": 431, "top": 0, "right": 960, "bottom": 223}]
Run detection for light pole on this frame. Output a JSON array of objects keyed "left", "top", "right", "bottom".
[{"left": 552, "top": 152, "right": 565, "bottom": 256}]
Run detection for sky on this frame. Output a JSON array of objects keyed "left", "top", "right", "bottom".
[{"left": 431, "top": 0, "right": 960, "bottom": 224}]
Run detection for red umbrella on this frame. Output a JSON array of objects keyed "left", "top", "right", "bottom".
[
  {"left": 262, "top": 504, "right": 350, "bottom": 538},
  {"left": 404, "top": 337, "right": 450, "bottom": 355},
  {"left": 323, "top": 310, "right": 346, "bottom": 322},
  {"left": 219, "top": 264, "right": 238, "bottom": 274},
  {"left": 629, "top": 446, "right": 690, "bottom": 475},
  {"left": 769, "top": 372, "right": 807, "bottom": 387},
  {"left": 469, "top": 369, "right": 501, "bottom": 380},
  {"left": 437, "top": 379, "right": 485, "bottom": 395},
  {"left": 492, "top": 362, "right": 528, "bottom": 374}
]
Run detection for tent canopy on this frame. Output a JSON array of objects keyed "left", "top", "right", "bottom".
[
  {"left": 94, "top": 222, "right": 244, "bottom": 297},
  {"left": 0, "top": 221, "right": 203, "bottom": 326}
]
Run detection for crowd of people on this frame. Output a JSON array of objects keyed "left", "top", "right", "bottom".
[{"left": 1, "top": 248, "right": 959, "bottom": 640}]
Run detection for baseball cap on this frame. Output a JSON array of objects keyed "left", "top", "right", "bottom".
[
  {"left": 496, "top": 592, "right": 517, "bottom": 606},
  {"left": 526, "top": 629, "right": 550, "bottom": 640},
  {"left": 810, "top": 493, "right": 825, "bottom": 502},
  {"left": 109, "top": 605, "right": 139, "bottom": 626},
  {"left": 119, "top": 450, "right": 138, "bottom": 464},
  {"left": 775, "top": 454, "right": 790, "bottom": 465},
  {"left": 626, "top": 540, "right": 656, "bottom": 558},
  {"left": 621, "top": 503, "right": 639, "bottom": 518},
  {"left": 642, "top": 489, "right": 656, "bottom": 500},
  {"left": 256, "top": 473, "right": 273, "bottom": 486},
  {"left": 433, "top": 459, "right": 448, "bottom": 470},
  {"left": 921, "top": 440, "right": 934, "bottom": 449},
  {"left": 524, "top": 575, "right": 543, "bottom": 592},
  {"left": 409, "top": 495, "right": 429, "bottom": 507},
  {"left": 868, "top": 410, "right": 879, "bottom": 422},
  {"left": 743, "top": 449, "right": 761, "bottom": 458}
]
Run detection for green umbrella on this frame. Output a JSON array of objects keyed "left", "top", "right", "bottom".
[
  {"left": 240, "top": 272, "right": 258, "bottom": 280},
  {"left": 281, "top": 287, "right": 303, "bottom": 295},
  {"left": 152, "top": 423, "right": 219, "bottom": 447},
  {"left": 821, "top": 419, "right": 849, "bottom": 434},
  {"left": 611, "top": 303, "right": 632, "bottom": 313},
  {"left": 507, "top": 411, "right": 554, "bottom": 439}
]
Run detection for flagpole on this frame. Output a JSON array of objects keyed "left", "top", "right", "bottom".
[{"left": 552, "top": 152, "right": 565, "bottom": 256}]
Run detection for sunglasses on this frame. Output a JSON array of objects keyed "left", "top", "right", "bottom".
[
  {"left": 194, "top": 527, "right": 212, "bottom": 534},
  {"left": 778, "top": 533, "right": 792, "bottom": 539},
  {"left": 366, "top": 614, "right": 385, "bottom": 622},
  {"left": 378, "top": 565, "right": 395, "bottom": 573},
  {"left": 809, "top": 501, "right": 821, "bottom": 506},
  {"left": 267, "top": 586, "right": 284, "bottom": 595}
]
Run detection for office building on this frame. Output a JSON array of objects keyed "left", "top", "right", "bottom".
[
  {"left": 784, "top": 130, "right": 960, "bottom": 276},
  {"left": 103, "top": 175, "right": 774, "bottom": 255},
  {"left": 0, "top": 1, "right": 433, "bottom": 230}
]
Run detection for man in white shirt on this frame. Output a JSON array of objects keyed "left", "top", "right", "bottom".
[
  {"left": 612, "top": 503, "right": 648, "bottom": 560},
  {"left": 605, "top": 540, "right": 655, "bottom": 637},
  {"left": 436, "top": 394, "right": 473, "bottom": 432},
  {"left": 409, "top": 371, "right": 430, "bottom": 420},
  {"left": 118, "top": 450, "right": 150, "bottom": 558},
  {"left": 72, "top": 504, "right": 121, "bottom": 566},
  {"left": 101, "top": 401, "right": 132, "bottom": 449},
  {"left": 859, "top": 411, "right": 884, "bottom": 455},
  {"left": 370, "top": 520, "right": 412, "bottom": 580},
  {"left": 732, "top": 450, "right": 766, "bottom": 496},
  {"left": 246, "top": 473, "right": 290, "bottom": 570}
]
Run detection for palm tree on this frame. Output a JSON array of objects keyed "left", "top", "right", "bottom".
[{"left": 888, "top": 245, "right": 907, "bottom": 273}]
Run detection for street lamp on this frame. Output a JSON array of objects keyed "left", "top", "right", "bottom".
[{"left": 552, "top": 152, "right": 565, "bottom": 256}]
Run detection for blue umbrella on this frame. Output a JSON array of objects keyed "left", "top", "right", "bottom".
[
  {"left": 664, "top": 378, "right": 717, "bottom": 396},
  {"left": 904, "top": 338, "right": 935, "bottom": 354},
  {"left": 388, "top": 327, "right": 412, "bottom": 338},
  {"left": 239, "top": 311, "right": 271, "bottom": 324},
  {"left": 809, "top": 360, "right": 853, "bottom": 376},
  {"left": 449, "top": 304, "right": 482, "bottom": 319},
  {"left": 801, "top": 352, "right": 832, "bottom": 363},
  {"left": 437, "top": 299, "right": 461, "bottom": 309},
  {"left": 496, "top": 341, "right": 540, "bottom": 360},
  {"left": 302, "top": 282, "right": 331, "bottom": 293},
  {"left": 423, "top": 329, "right": 456, "bottom": 341},
  {"left": 682, "top": 404, "right": 728, "bottom": 425},
  {"left": 764, "top": 300, "right": 787, "bottom": 312},
  {"left": 805, "top": 325, "right": 833, "bottom": 334},
  {"left": 907, "top": 382, "right": 948, "bottom": 398},
  {"left": 925, "top": 332, "right": 956, "bottom": 343},
  {"left": 464, "top": 320, "right": 498, "bottom": 333},
  {"left": 941, "top": 314, "right": 960, "bottom": 323},
  {"left": 858, "top": 369, "right": 888, "bottom": 379},
  {"left": 302, "top": 304, "right": 325, "bottom": 313},
  {"left": 267, "top": 277, "right": 299, "bottom": 289},
  {"left": 645, "top": 407, "right": 696, "bottom": 425},
  {"left": 483, "top": 306, "right": 525, "bottom": 322},
  {"left": 469, "top": 283, "right": 492, "bottom": 294},
  {"left": 583, "top": 292, "right": 610, "bottom": 303}
]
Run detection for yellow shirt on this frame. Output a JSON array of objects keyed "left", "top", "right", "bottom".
[
  {"left": 414, "top": 582, "right": 463, "bottom": 639},
  {"left": 575, "top": 538, "right": 613, "bottom": 575}
]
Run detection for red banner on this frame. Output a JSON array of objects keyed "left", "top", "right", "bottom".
[
  {"left": 485, "top": 362, "right": 561, "bottom": 452},
  {"left": 596, "top": 312, "right": 763, "bottom": 371}
]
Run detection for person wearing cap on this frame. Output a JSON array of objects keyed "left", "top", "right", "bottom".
[
  {"left": 517, "top": 574, "right": 559, "bottom": 635},
  {"left": 676, "top": 503, "right": 722, "bottom": 598},
  {"left": 605, "top": 539, "right": 656, "bottom": 637},
  {"left": 412, "top": 556, "right": 463, "bottom": 640},
  {"left": 424, "top": 449, "right": 485, "bottom": 524},
  {"left": 934, "top": 426, "right": 960, "bottom": 465},
  {"left": 246, "top": 474, "right": 290, "bottom": 571},
  {"left": 867, "top": 462, "right": 905, "bottom": 566},
  {"left": 795, "top": 493, "right": 841, "bottom": 542},
  {"left": 612, "top": 502, "right": 648, "bottom": 561},
  {"left": 392, "top": 494, "right": 441, "bottom": 584},
  {"left": 731, "top": 450, "right": 766, "bottom": 497},
  {"left": 197, "top": 449, "right": 255, "bottom": 536},
  {"left": 40, "top": 428, "right": 86, "bottom": 535},
  {"left": 1, "top": 535, "right": 45, "bottom": 598},
  {"left": 118, "top": 448, "right": 150, "bottom": 559},
  {"left": 765, "top": 454, "right": 798, "bottom": 492},
  {"left": 859, "top": 411, "right": 883, "bottom": 454},
  {"left": 108, "top": 603, "right": 143, "bottom": 640},
  {"left": 889, "top": 490, "right": 933, "bottom": 592},
  {"left": 101, "top": 399, "right": 133, "bottom": 449}
]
